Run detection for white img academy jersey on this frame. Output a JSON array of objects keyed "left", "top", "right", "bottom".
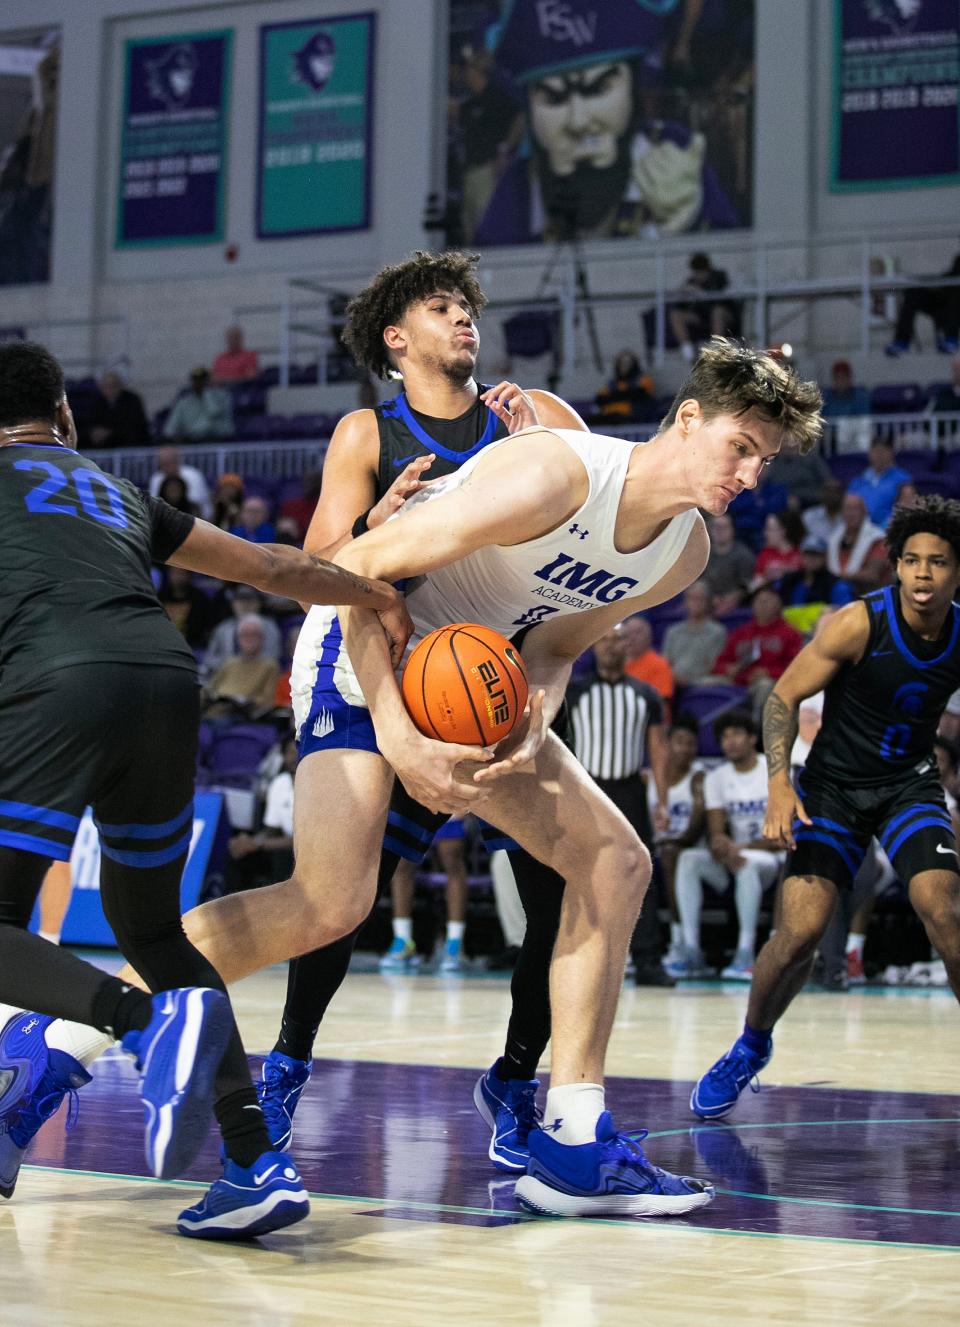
[
  {"left": 647, "top": 765, "right": 705, "bottom": 844},
  {"left": 703, "top": 756, "right": 769, "bottom": 846},
  {"left": 291, "top": 428, "right": 698, "bottom": 717}
]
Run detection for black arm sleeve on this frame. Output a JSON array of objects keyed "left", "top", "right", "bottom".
[{"left": 139, "top": 491, "right": 197, "bottom": 562}]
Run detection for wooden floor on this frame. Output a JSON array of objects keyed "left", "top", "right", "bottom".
[{"left": 4, "top": 959, "right": 960, "bottom": 1326}]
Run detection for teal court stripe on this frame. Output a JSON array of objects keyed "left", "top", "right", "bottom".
[
  {"left": 716, "top": 1187, "right": 960, "bottom": 1218},
  {"left": 19, "top": 1164, "right": 960, "bottom": 1253}
]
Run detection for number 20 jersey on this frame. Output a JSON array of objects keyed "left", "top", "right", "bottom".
[
  {"left": 804, "top": 585, "right": 960, "bottom": 787},
  {"left": 0, "top": 443, "right": 196, "bottom": 693}
]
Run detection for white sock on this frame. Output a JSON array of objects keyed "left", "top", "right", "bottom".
[
  {"left": 543, "top": 1083, "right": 605, "bottom": 1146},
  {"left": 846, "top": 932, "right": 866, "bottom": 958},
  {"left": 446, "top": 921, "right": 465, "bottom": 942},
  {"left": 38, "top": 930, "right": 61, "bottom": 945},
  {"left": 392, "top": 917, "right": 413, "bottom": 942},
  {"left": 670, "top": 922, "right": 682, "bottom": 947},
  {"left": 45, "top": 1020, "right": 114, "bottom": 1068}
]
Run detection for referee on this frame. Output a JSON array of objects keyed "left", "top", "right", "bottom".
[{"left": 567, "top": 624, "right": 674, "bottom": 986}]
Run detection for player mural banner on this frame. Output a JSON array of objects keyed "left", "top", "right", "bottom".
[
  {"left": 257, "top": 14, "right": 376, "bottom": 238},
  {"left": 31, "top": 793, "right": 223, "bottom": 947},
  {"left": 444, "top": 0, "right": 754, "bottom": 247},
  {"left": 116, "top": 29, "right": 232, "bottom": 247},
  {"left": 832, "top": 0, "right": 960, "bottom": 190}
]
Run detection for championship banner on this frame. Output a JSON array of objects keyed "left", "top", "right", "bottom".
[
  {"left": 832, "top": 0, "right": 960, "bottom": 191},
  {"left": 116, "top": 29, "right": 232, "bottom": 246},
  {"left": 257, "top": 13, "right": 375, "bottom": 238},
  {"left": 32, "top": 793, "right": 223, "bottom": 947}
]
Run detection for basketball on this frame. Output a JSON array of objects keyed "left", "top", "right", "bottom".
[{"left": 401, "top": 623, "right": 528, "bottom": 745}]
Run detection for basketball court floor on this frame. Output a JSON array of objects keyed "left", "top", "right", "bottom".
[{"left": 4, "top": 957, "right": 958, "bottom": 1325}]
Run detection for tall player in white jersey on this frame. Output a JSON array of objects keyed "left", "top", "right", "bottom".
[{"left": 288, "top": 338, "right": 822, "bottom": 1216}]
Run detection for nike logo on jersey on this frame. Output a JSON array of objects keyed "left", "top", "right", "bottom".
[
  {"left": 253, "top": 1164, "right": 280, "bottom": 1187},
  {"left": 312, "top": 707, "right": 335, "bottom": 740},
  {"left": 871, "top": 650, "right": 893, "bottom": 658},
  {"left": 935, "top": 843, "right": 957, "bottom": 857},
  {"left": 392, "top": 452, "right": 421, "bottom": 469}
]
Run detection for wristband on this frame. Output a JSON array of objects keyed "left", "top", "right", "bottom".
[{"left": 351, "top": 507, "right": 374, "bottom": 539}]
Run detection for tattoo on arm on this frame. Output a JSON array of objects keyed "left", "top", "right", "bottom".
[{"left": 763, "top": 691, "right": 798, "bottom": 780}]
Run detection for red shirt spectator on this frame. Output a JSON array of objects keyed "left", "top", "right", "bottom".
[
  {"left": 751, "top": 511, "right": 804, "bottom": 590},
  {"left": 212, "top": 326, "right": 259, "bottom": 384},
  {"left": 712, "top": 587, "right": 804, "bottom": 688}
]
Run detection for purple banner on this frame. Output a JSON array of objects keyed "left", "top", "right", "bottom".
[
  {"left": 833, "top": 0, "right": 960, "bottom": 190},
  {"left": 117, "top": 30, "right": 232, "bottom": 246}
]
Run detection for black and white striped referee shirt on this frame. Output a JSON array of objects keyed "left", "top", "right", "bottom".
[{"left": 566, "top": 671, "right": 663, "bottom": 782}]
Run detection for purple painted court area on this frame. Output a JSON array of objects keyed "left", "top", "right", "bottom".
[{"left": 23, "top": 1056, "right": 960, "bottom": 1247}]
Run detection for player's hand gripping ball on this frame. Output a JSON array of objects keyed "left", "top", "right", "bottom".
[{"left": 401, "top": 623, "right": 528, "bottom": 745}]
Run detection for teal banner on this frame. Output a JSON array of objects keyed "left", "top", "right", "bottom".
[
  {"left": 257, "top": 14, "right": 375, "bottom": 238},
  {"left": 117, "top": 29, "right": 232, "bottom": 247}
]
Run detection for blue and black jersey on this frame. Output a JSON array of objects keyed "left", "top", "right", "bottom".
[
  {"left": 0, "top": 443, "right": 196, "bottom": 694},
  {"left": 374, "top": 386, "right": 509, "bottom": 498},
  {"left": 805, "top": 586, "right": 960, "bottom": 788}
]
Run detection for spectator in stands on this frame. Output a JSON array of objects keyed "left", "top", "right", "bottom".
[
  {"left": 668, "top": 252, "right": 737, "bottom": 362},
  {"left": 885, "top": 250, "right": 960, "bottom": 356},
  {"left": 703, "top": 512, "right": 754, "bottom": 615},
  {"left": 593, "top": 350, "right": 656, "bottom": 424},
  {"left": 230, "top": 495, "right": 276, "bottom": 544},
  {"left": 158, "top": 565, "right": 220, "bottom": 648},
  {"left": 223, "top": 737, "right": 297, "bottom": 895},
  {"left": 711, "top": 585, "right": 804, "bottom": 717},
  {"left": 203, "top": 614, "right": 280, "bottom": 720},
  {"left": 769, "top": 437, "right": 831, "bottom": 511},
  {"left": 273, "top": 623, "right": 303, "bottom": 712},
  {"left": 621, "top": 614, "right": 674, "bottom": 711},
  {"left": 820, "top": 359, "right": 870, "bottom": 418},
  {"left": 211, "top": 325, "right": 259, "bottom": 384},
  {"left": 669, "top": 710, "right": 783, "bottom": 980},
  {"left": 87, "top": 370, "right": 150, "bottom": 448},
  {"left": 776, "top": 535, "right": 851, "bottom": 611},
  {"left": 750, "top": 510, "right": 804, "bottom": 590},
  {"left": 211, "top": 472, "right": 244, "bottom": 530},
  {"left": 163, "top": 366, "right": 233, "bottom": 442},
  {"left": 204, "top": 586, "right": 283, "bottom": 676},
  {"left": 662, "top": 581, "right": 727, "bottom": 688},
  {"left": 280, "top": 471, "right": 322, "bottom": 541},
  {"left": 802, "top": 475, "right": 845, "bottom": 545},
  {"left": 847, "top": 437, "right": 912, "bottom": 528},
  {"left": 147, "top": 444, "right": 212, "bottom": 518},
  {"left": 896, "top": 479, "right": 921, "bottom": 509},
  {"left": 157, "top": 474, "right": 198, "bottom": 517},
  {"left": 827, "top": 492, "right": 889, "bottom": 593}
]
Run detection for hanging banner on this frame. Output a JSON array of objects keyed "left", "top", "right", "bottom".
[
  {"left": 257, "top": 13, "right": 375, "bottom": 238},
  {"left": 116, "top": 29, "right": 232, "bottom": 246},
  {"left": 832, "top": 0, "right": 960, "bottom": 191}
]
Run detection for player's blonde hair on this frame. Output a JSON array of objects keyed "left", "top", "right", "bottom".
[{"left": 661, "top": 337, "right": 823, "bottom": 454}]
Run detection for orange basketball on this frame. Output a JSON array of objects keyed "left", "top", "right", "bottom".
[{"left": 401, "top": 623, "right": 528, "bottom": 745}]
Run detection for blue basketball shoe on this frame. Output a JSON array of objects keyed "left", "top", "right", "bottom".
[
  {"left": 122, "top": 987, "right": 232, "bottom": 1180},
  {"left": 473, "top": 1061, "right": 541, "bottom": 1172},
  {"left": 690, "top": 1034, "right": 772, "bottom": 1120},
  {"left": 515, "top": 1113, "right": 714, "bottom": 1217},
  {"left": 0, "top": 1014, "right": 90, "bottom": 1199},
  {"left": 257, "top": 1051, "right": 312, "bottom": 1150},
  {"left": 177, "top": 1150, "right": 310, "bottom": 1240}
]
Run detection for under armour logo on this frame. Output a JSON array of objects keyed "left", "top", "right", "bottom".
[
  {"left": 19, "top": 1018, "right": 38, "bottom": 1035},
  {"left": 568, "top": 523, "right": 588, "bottom": 540},
  {"left": 543, "top": 1116, "right": 564, "bottom": 1133}
]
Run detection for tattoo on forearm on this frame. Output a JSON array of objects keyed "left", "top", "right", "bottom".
[
  {"left": 309, "top": 552, "right": 374, "bottom": 596},
  {"left": 763, "top": 691, "right": 798, "bottom": 779}
]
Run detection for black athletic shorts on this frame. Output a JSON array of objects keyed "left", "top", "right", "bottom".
[
  {"left": 786, "top": 766, "right": 958, "bottom": 889},
  {"left": 0, "top": 662, "right": 199, "bottom": 866}
]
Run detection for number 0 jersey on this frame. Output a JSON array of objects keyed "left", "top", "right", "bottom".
[
  {"left": 0, "top": 443, "right": 196, "bottom": 693},
  {"left": 804, "top": 585, "right": 960, "bottom": 787}
]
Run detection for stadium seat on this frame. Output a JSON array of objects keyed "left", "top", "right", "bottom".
[
  {"left": 674, "top": 684, "right": 750, "bottom": 757},
  {"left": 869, "top": 384, "right": 925, "bottom": 415},
  {"left": 208, "top": 724, "right": 277, "bottom": 788}
]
